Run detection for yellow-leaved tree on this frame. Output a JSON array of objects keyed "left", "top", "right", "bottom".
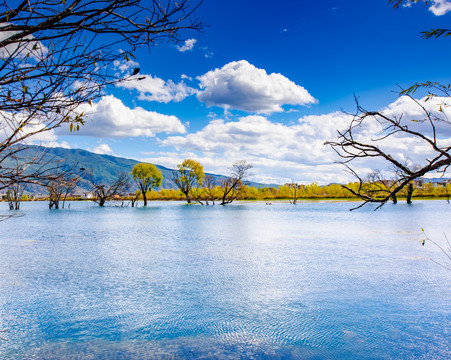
[{"left": 131, "top": 163, "right": 162, "bottom": 207}]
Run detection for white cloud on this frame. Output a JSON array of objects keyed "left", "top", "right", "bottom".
[
  {"left": 429, "top": 0, "right": 451, "bottom": 15},
  {"left": 326, "top": 95, "right": 451, "bottom": 178},
  {"left": 57, "top": 95, "right": 186, "bottom": 138},
  {"left": 204, "top": 51, "right": 214, "bottom": 59},
  {"left": 119, "top": 74, "right": 197, "bottom": 103},
  {"left": 0, "top": 110, "right": 69, "bottom": 149},
  {"left": 154, "top": 95, "right": 451, "bottom": 184},
  {"left": 0, "top": 23, "right": 47, "bottom": 59},
  {"left": 158, "top": 112, "right": 351, "bottom": 184},
  {"left": 402, "top": 0, "right": 451, "bottom": 15},
  {"left": 196, "top": 60, "right": 317, "bottom": 113},
  {"left": 176, "top": 38, "right": 197, "bottom": 52},
  {"left": 113, "top": 58, "right": 140, "bottom": 74},
  {"left": 381, "top": 95, "right": 451, "bottom": 138},
  {"left": 92, "top": 144, "right": 114, "bottom": 155},
  {"left": 23, "top": 126, "right": 71, "bottom": 149}
]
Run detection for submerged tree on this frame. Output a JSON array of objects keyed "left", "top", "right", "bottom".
[
  {"left": 326, "top": 88, "right": 451, "bottom": 209},
  {"left": 219, "top": 160, "right": 253, "bottom": 205},
  {"left": 88, "top": 172, "right": 130, "bottom": 207},
  {"left": 6, "top": 183, "right": 25, "bottom": 211},
  {"left": 131, "top": 163, "right": 162, "bottom": 206},
  {"left": 5, "top": 157, "right": 26, "bottom": 210},
  {"left": 47, "top": 165, "right": 82, "bottom": 209},
  {"left": 0, "top": 1, "right": 203, "bottom": 202},
  {"left": 173, "top": 159, "right": 205, "bottom": 203},
  {"left": 190, "top": 174, "right": 219, "bottom": 205},
  {"left": 325, "top": 1, "right": 451, "bottom": 209},
  {"left": 47, "top": 179, "right": 66, "bottom": 210},
  {"left": 288, "top": 181, "right": 302, "bottom": 205}
]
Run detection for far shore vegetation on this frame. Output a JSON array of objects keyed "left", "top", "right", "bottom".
[{"left": 6, "top": 181, "right": 450, "bottom": 204}]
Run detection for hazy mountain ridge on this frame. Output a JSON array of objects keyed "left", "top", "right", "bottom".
[{"left": 14, "top": 146, "right": 275, "bottom": 194}]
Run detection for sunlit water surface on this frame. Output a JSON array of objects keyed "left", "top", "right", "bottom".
[{"left": 0, "top": 200, "right": 450, "bottom": 359}]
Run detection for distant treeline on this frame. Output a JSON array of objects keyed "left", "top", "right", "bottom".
[
  {"left": 8, "top": 182, "right": 451, "bottom": 203},
  {"left": 107, "top": 182, "right": 451, "bottom": 202},
  {"left": 141, "top": 182, "right": 450, "bottom": 201}
]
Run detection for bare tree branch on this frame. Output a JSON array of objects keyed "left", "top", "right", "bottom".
[
  {"left": 87, "top": 171, "right": 130, "bottom": 207},
  {"left": 326, "top": 88, "right": 451, "bottom": 209},
  {"left": 0, "top": 0, "right": 203, "bottom": 219},
  {"left": 219, "top": 161, "right": 253, "bottom": 205}
]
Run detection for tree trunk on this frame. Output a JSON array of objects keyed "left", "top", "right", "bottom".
[
  {"left": 406, "top": 183, "right": 414, "bottom": 204},
  {"left": 391, "top": 193, "right": 397, "bottom": 204}
]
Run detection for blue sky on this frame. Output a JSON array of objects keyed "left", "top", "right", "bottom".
[{"left": 47, "top": 1, "right": 451, "bottom": 184}]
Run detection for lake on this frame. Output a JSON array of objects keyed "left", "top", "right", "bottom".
[{"left": 0, "top": 200, "right": 450, "bottom": 359}]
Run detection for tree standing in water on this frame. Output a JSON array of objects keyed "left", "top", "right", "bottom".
[
  {"left": 132, "top": 163, "right": 162, "bottom": 206},
  {"left": 173, "top": 159, "right": 205, "bottom": 203}
]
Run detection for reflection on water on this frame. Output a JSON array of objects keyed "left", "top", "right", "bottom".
[{"left": 0, "top": 200, "right": 450, "bottom": 359}]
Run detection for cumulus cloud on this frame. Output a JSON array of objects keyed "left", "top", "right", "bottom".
[
  {"left": 57, "top": 95, "right": 186, "bottom": 138},
  {"left": 0, "top": 109, "right": 70, "bottom": 149},
  {"left": 157, "top": 112, "right": 352, "bottom": 184},
  {"left": 196, "top": 60, "right": 317, "bottom": 113},
  {"left": 162, "top": 114, "right": 345, "bottom": 165},
  {"left": 23, "top": 126, "right": 71, "bottom": 149},
  {"left": 119, "top": 74, "right": 197, "bottom": 103},
  {"left": 113, "top": 58, "right": 140, "bottom": 75},
  {"left": 93, "top": 144, "right": 114, "bottom": 155},
  {"left": 429, "top": 0, "right": 451, "bottom": 15},
  {"left": 154, "top": 95, "right": 451, "bottom": 184},
  {"left": 381, "top": 95, "right": 451, "bottom": 137},
  {"left": 0, "top": 23, "right": 47, "bottom": 59},
  {"left": 181, "top": 74, "right": 193, "bottom": 81},
  {"left": 326, "top": 95, "right": 451, "bottom": 178},
  {"left": 176, "top": 38, "right": 197, "bottom": 52}
]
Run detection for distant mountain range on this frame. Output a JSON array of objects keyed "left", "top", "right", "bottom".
[{"left": 10, "top": 146, "right": 276, "bottom": 194}]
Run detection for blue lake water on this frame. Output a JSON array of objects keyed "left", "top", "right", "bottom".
[{"left": 0, "top": 200, "right": 450, "bottom": 359}]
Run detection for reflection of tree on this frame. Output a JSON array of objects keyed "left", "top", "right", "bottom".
[{"left": 326, "top": 88, "right": 451, "bottom": 210}]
